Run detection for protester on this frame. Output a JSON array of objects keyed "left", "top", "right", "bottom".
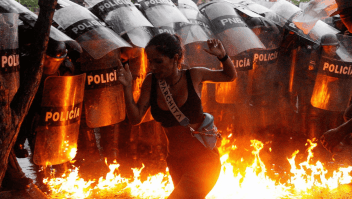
[{"left": 117, "top": 33, "right": 236, "bottom": 198}]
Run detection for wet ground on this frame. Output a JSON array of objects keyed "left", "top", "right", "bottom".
[{"left": 17, "top": 141, "right": 40, "bottom": 184}]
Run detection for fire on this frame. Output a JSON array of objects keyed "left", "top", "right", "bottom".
[
  {"left": 43, "top": 167, "right": 94, "bottom": 198},
  {"left": 288, "top": 139, "right": 352, "bottom": 192},
  {"left": 133, "top": 48, "right": 148, "bottom": 102},
  {"left": 215, "top": 81, "right": 238, "bottom": 104},
  {"left": 310, "top": 74, "right": 337, "bottom": 110},
  {"left": 43, "top": 137, "right": 352, "bottom": 198},
  {"left": 126, "top": 165, "right": 173, "bottom": 198}
]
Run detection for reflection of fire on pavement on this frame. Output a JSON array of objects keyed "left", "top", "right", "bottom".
[{"left": 43, "top": 136, "right": 352, "bottom": 199}]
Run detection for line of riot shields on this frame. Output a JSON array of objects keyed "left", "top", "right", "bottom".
[{"left": 1, "top": 0, "right": 352, "bottom": 179}]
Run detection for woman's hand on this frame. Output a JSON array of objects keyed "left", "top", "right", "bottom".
[
  {"left": 204, "top": 39, "right": 227, "bottom": 59},
  {"left": 117, "top": 59, "right": 133, "bottom": 88}
]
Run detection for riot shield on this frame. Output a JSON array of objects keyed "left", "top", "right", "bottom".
[
  {"left": 337, "top": 34, "right": 352, "bottom": 62},
  {"left": 247, "top": 20, "right": 282, "bottom": 98},
  {"left": 215, "top": 50, "right": 253, "bottom": 104},
  {"left": 87, "top": 0, "right": 155, "bottom": 48},
  {"left": 33, "top": 74, "right": 86, "bottom": 166},
  {"left": 184, "top": 42, "right": 220, "bottom": 69},
  {"left": 307, "top": 20, "right": 340, "bottom": 44},
  {"left": 175, "top": 0, "right": 217, "bottom": 68},
  {"left": 310, "top": 35, "right": 352, "bottom": 111},
  {"left": 152, "top": 24, "right": 176, "bottom": 35},
  {"left": 247, "top": 17, "right": 282, "bottom": 48},
  {"left": 0, "top": 13, "right": 20, "bottom": 103},
  {"left": 200, "top": 2, "right": 265, "bottom": 57},
  {"left": 269, "top": 0, "right": 301, "bottom": 21},
  {"left": 80, "top": 49, "right": 126, "bottom": 128},
  {"left": 176, "top": 0, "right": 215, "bottom": 45},
  {"left": 241, "top": 1, "right": 274, "bottom": 14},
  {"left": 136, "top": 0, "right": 189, "bottom": 27},
  {"left": 128, "top": 48, "right": 154, "bottom": 123},
  {"left": 240, "top": 1, "right": 287, "bottom": 27},
  {"left": 292, "top": 0, "right": 338, "bottom": 34},
  {"left": 0, "top": 0, "right": 74, "bottom": 42},
  {"left": 88, "top": 0, "right": 153, "bottom": 35},
  {"left": 123, "top": 26, "right": 154, "bottom": 48},
  {"left": 268, "top": 0, "right": 339, "bottom": 44},
  {"left": 53, "top": 1, "right": 131, "bottom": 59}
]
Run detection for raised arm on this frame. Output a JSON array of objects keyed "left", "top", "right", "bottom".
[
  {"left": 195, "top": 39, "right": 236, "bottom": 83},
  {"left": 117, "top": 60, "right": 152, "bottom": 125}
]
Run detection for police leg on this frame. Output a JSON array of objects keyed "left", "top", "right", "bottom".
[
  {"left": 299, "top": 96, "right": 310, "bottom": 137},
  {"left": 75, "top": 106, "right": 109, "bottom": 177},
  {"left": 153, "top": 121, "right": 167, "bottom": 162},
  {"left": 76, "top": 124, "right": 110, "bottom": 177},
  {"left": 137, "top": 122, "right": 153, "bottom": 160},
  {"left": 308, "top": 107, "right": 332, "bottom": 162},
  {"left": 99, "top": 124, "right": 119, "bottom": 164},
  {"left": 130, "top": 125, "right": 140, "bottom": 162},
  {"left": 77, "top": 125, "right": 100, "bottom": 163}
]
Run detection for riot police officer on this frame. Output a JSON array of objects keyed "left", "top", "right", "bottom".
[
  {"left": 15, "top": 38, "right": 72, "bottom": 156},
  {"left": 303, "top": 34, "right": 346, "bottom": 162}
]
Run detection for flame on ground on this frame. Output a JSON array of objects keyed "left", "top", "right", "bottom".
[{"left": 43, "top": 138, "right": 352, "bottom": 199}]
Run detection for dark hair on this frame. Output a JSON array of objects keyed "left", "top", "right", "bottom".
[{"left": 145, "top": 33, "right": 184, "bottom": 61}]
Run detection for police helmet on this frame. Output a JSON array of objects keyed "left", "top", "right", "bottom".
[
  {"left": 46, "top": 39, "right": 67, "bottom": 58},
  {"left": 246, "top": 17, "right": 263, "bottom": 29},
  {"left": 43, "top": 40, "right": 67, "bottom": 75},
  {"left": 320, "top": 34, "right": 339, "bottom": 46}
]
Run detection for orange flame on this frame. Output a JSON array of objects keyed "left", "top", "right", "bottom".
[
  {"left": 310, "top": 74, "right": 333, "bottom": 109},
  {"left": 133, "top": 48, "right": 147, "bottom": 102},
  {"left": 44, "top": 135, "right": 352, "bottom": 199}
]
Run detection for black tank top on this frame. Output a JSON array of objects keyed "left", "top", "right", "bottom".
[{"left": 150, "top": 70, "right": 204, "bottom": 127}]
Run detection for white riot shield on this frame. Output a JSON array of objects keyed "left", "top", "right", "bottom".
[
  {"left": 152, "top": 23, "right": 176, "bottom": 35},
  {"left": 0, "top": 13, "right": 19, "bottom": 103},
  {"left": 88, "top": 0, "right": 153, "bottom": 35},
  {"left": 269, "top": 0, "right": 339, "bottom": 44},
  {"left": 123, "top": 26, "right": 154, "bottom": 48},
  {"left": 176, "top": 0, "right": 215, "bottom": 45},
  {"left": 292, "top": 0, "right": 338, "bottom": 34},
  {"left": 87, "top": 0, "right": 154, "bottom": 47},
  {"left": 311, "top": 35, "right": 352, "bottom": 111},
  {"left": 33, "top": 74, "right": 86, "bottom": 166},
  {"left": 240, "top": 1, "right": 287, "bottom": 27},
  {"left": 200, "top": 2, "right": 265, "bottom": 57},
  {"left": 54, "top": 1, "right": 131, "bottom": 59},
  {"left": 176, "top": 0, "right": 218, "bottom": 68},
  {"left": 136, "top": 0, "right": 189, "bottom": 27},
  {"left": 0, "top": 0, "right": 74, "bottom": 42}
]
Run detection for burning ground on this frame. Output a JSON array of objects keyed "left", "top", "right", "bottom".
[{"left": 40, "top": 133, "right": 352, "bottom": 199}]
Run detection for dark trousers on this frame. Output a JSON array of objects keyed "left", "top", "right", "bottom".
[{"left": 167, "top": 149, "right": 221, "bottom": 199}]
